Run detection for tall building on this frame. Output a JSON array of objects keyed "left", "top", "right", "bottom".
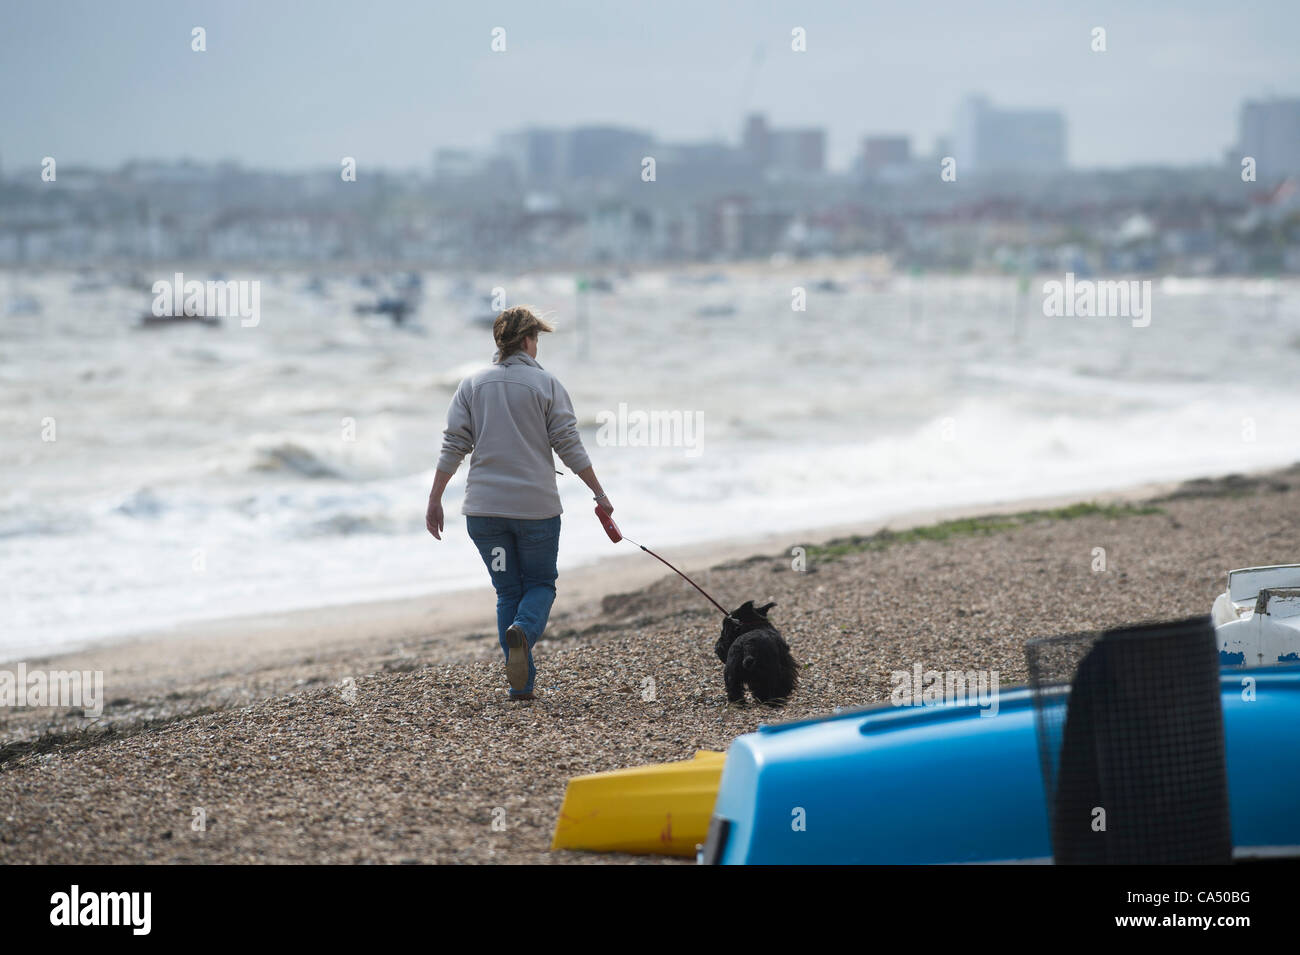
[
  {"left": 742, "top": 114, "right": 825, "bottom": 176},
  {"left": 565, "top": 125, "right": 654, "bottom": 182},
  {"left": 495, "top": 125, "right": 652, "bottom": 185},
  {"left": 768, "top": 129, "right": 826, "bottom": 175},
  {"left": 862, "top": 136, "right": 911, "bottom": 173},
  {"left": 656, "top": 141, "right": 755, "bottom": 186},
  {"left": 954, "top": 96, "right": 1066, "bottom": 174},
  {"left": 496, "top": 127, "right": 568, "bottom": 186},
  {"left": 742, "top": 113, "right": 770, "bottom": 167},
  {"left": 1238, "top": 98, "right": 1300, "bottom": 180}
]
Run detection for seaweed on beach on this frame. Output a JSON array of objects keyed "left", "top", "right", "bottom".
[
  {"left": 0, "top": 706, "right": 225, "bottom": 768},
  {"left": 1150, "top": 466, "right": 1298, "bottom": 502},
  {"left": 801, "top": 501, "right": 1164, "bottom": 562}
]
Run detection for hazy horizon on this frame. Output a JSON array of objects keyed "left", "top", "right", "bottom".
[{"left": 4, "top": 0, "right": 1299, "bottom": 174}]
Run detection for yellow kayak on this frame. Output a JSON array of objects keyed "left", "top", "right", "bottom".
[{"left": 551, "top": 750, "right": 725, "bottom": 857}]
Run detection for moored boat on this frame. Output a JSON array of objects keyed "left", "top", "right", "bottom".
[{"left": 703, "top": 666, "right": 1300, "bottom": 864}]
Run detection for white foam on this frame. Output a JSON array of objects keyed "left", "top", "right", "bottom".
[{"left": 3, "top": 271, "right": 1300, "bottom": 658}]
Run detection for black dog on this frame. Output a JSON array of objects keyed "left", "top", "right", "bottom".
[{"left": 715, "top": 600, "right": 798, "bottom": 705}]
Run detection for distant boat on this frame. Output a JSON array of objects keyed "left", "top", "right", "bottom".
[
  {"left": 354, "top": 296, "right": 415, "bottom": 324},
  {"left": 812, "top": 278, "right": 846, "bottom": 293},
  {"left": 694, "top": 303, "right": 737, "bottom": 318},
  {"left": 138, "top": 306, "right": 220, "bottom": 328},
  {"left": 70, "top": 272, "right": 109, "bottom": 294},
  {"left": 116, "top": 271, "right": 153, "bottom": 293},
  {"left": 446, "top": 278, "right": 476, "bottom": 300},
  {"left": 5, "top": 295, "right": 41, "bottom": 316},
  {"left": 300, "top": 276, "right": 329, "bottom": 296},
  {"left": 676, "top": 271, "right": 729, "bottom": 286}
]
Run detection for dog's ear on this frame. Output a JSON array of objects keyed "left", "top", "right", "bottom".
[
  {"left": 734, "top": 600, "right": 755, "bottom": 615},
  {"left": 757, "top": 601, "right": 777, "bottom": 616}
]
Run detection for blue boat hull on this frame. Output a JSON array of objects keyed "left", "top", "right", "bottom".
[{"left": 708, "top": 666, "right": 1300, "bottom": 864}]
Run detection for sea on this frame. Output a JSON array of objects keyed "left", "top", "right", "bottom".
[{"left": 3, "top": 267, "right": 1299, "bottom": 660}]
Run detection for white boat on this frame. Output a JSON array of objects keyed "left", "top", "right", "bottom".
[{"left": 1211, "top": 564, "right": 1300, "bottom": 666}]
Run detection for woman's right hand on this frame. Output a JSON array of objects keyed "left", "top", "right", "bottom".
[
  {"left": 596, "top": 496, "right": 613, "bottom": 516},
  {"left": 426, "top": 499, "right": 445, "bottom": 539},
  {"left": 426, "top": 471, "right": 452, "bottom": 540}
]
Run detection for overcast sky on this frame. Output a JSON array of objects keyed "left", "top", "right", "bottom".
[{"left": 3, "top": 0, "right": 1297, "bottom": 173}]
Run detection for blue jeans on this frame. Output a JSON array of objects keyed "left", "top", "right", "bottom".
[{"left": 466, "top": 514, "right": 561, "bottom": 696}]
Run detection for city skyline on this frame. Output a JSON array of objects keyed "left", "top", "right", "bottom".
[{"left": 3, "top": 0, "right": 1299, "bottom": 173}]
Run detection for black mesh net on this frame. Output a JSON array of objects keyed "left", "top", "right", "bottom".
[{"left": 1025, "top": 616, "right": 1233, "bottom": 864}]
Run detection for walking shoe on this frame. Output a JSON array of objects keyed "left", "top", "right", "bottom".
[{"left": 505, "top": 624, "right": 530, "bottom": 693}]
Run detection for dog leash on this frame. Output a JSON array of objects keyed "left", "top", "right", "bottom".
[{"left": 594, "top": 505, "right": 731, "bottom": 617}]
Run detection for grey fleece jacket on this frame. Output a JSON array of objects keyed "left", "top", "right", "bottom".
[{"left": 436, "top": 351, "right": 592, "bottom": 519}]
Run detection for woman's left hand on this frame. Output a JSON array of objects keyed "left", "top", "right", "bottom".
[{"left": 426, "top": 499, "right": 445, "bottom": 540}]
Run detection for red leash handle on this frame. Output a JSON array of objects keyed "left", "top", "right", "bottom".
[{"left": 595, "top": 504, "right": 622, "bottom": 542}]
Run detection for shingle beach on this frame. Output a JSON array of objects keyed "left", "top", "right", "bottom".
[{"left": 2, "top": 467, "right": 1296, "bottom": 863}]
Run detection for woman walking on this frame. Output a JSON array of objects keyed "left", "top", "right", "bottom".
[{"left": 427, "top": 307, "right": 610, "bottom": 700}]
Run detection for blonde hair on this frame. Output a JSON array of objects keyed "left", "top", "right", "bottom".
[{"left": 493, "top": 306, "right": 554, "bottom": 359}]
